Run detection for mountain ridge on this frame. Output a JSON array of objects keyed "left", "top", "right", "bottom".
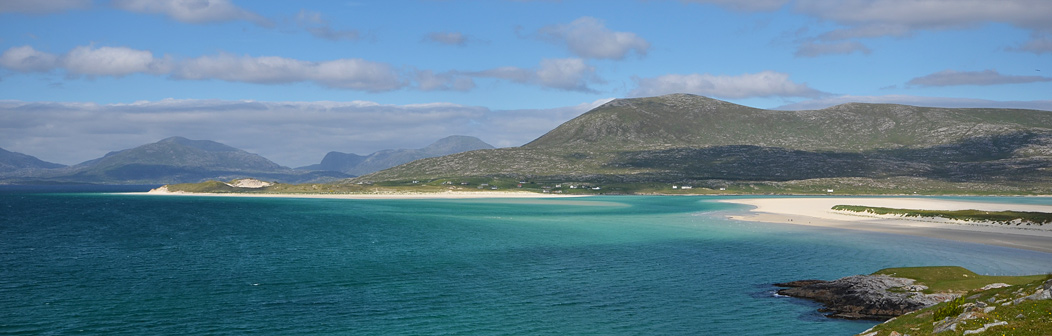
[
  {"left": 1, "top": 136, "right": 349, "bottom": 184},
  {"left": 356, "top": 94, "right": 1052, "bottom": 193},
  {"left": 0, "top": 147, "right": 66, "bottom": 172},
  {"left": 300, "top": 135, "right": 494, "bottom": 175}
]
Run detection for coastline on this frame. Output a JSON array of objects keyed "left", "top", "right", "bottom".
[
  {"left": 719, "top": 197, "right": 1052, "bottom": 254},
  {"left": 136, "top": 187, "right": 587, "bottom": 199}
]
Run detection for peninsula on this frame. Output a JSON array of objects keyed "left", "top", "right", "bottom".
[{"left": 721, "top": 197, "right": 1052, "bottom": 254}]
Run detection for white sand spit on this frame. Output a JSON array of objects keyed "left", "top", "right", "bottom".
[{"left": 720, "top": 197, "right": 1052, "bottom": 254}]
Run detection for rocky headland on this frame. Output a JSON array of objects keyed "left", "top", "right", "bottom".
[
  {"left": 776, "top": 274, "right": 953, "bottom": 320},
  {"left": 777, "top": 267, "right": 1052, "bottom": 335}
]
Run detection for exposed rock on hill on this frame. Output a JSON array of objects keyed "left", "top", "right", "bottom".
[{"left": 776, "top": 274, "right": 947, "bottom": 319}]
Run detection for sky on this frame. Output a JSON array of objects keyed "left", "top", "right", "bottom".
[{"left": 1, "top": 0, "right": 1051, "bottom": 167}]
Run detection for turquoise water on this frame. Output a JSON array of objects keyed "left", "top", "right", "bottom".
[{"left": 2, "top": 193, "right": 1051, "bottom": 335}]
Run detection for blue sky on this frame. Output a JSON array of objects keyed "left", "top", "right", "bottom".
[{"left": 2, "top": 0, "right": 1051, "bottom": 167}]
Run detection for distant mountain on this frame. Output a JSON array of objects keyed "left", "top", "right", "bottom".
[
  {"left": 301, "top": 135, "right": 494, "bottom": 176},
  {"left": 1, "top": 137, "right": 350, "bottom": 184},
  {"left": 357, "top": 94, "right": 1052, "bottom": 193},
  {"left": 0, "top": 147, "right": 65, "bottom": 172}
]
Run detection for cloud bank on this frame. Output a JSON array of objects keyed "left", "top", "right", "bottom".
[
  {"left": 1, "top": 45, "right": 619, "bottom": 93},
  {"left": 0, "top": 0, "right": 90, "bottom": 13},
  {"left": 776, "top": 95, "right": 1052, "bottom": 111},
  {"left": 112, "top": 0, "right": 272, "bottom": 27},
  {"left": 471, "top": 58, "right": 603, "bottom": 92},
  {"left": 0, "top": 98, "right": 611, "bottom": 167},
  {"left": 630, "top": 71, "right": 827, "bottom": 99},
  {"left": 907, "top": 69, "right": 1052, "bottom": 87},
  {"left": 688, "top": 0, "right": 1052, "bottom": 56}
]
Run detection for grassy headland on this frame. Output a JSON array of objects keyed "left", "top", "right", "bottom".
[
  {"left": 859, "top": 267, "right": 1052, "bottom": 336},
  {"left": 833, "top": 205, "right": 1052, "bottom": 225}
]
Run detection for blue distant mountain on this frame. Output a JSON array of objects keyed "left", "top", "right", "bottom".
[
  {"left": 299, "top": 135, "right": 494, "bottom": 176},
  {"left": 1, "top": 137, "right": 348, "bottom": 184},
  {"left": 0, "top": 147, "right": 65, "bottom": 171}
]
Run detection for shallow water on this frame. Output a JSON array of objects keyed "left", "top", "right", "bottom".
[{"left": 2, "top": 193, "right": 1050, "bottom": 335}]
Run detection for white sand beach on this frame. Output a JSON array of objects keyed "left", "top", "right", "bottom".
[
  {"left": 720, "top": 197, "right": 1052, "bottom": 254},
  {"left": 141, "top": 186, "right": 585, "bottom": 199}
]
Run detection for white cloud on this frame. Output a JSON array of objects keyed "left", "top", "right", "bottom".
[
  {"left": 0, "top": 98, "right": 606, "bottom": 167},
  {"left": 907, "top": 69, "right": 1052, "bottom": 87},
  {"left": 1010, "top": 35, "right": 1052, "bottom": 54},
  {"left": 777, "top": 95, "right": 1052, "bottom": 111},
  {"left": 795, "top": 0, "right": 1052, "bottom": 31},
  {"left": 630, "top": 71, "right": 828, "bottom": 99},
  {"left": 537, "top": 17, "right": 650, "bottom": 60},
  {"left": 782, "top": 0, "right": 1052, "bottom": 56},
  {"left": 0, "top": 45, "right": 410, "bottom": 92},
  {"left": 295, "top": 9, "right": 360, "bottom": 41},
  {"left": 0, "top": 0, "right": 90, "bottom": 13},
  {"left": 471, "top": 58, "right": 601, "bottom": 92},
  {"left": 535, "top": 58, "right": 601, "bottom": 91},
  {"left": 175, "top": 53, "right": 406, "bottom": 91},
  {"left": 0, "top": 46, "right": 59, "bottom": 72},
  {"left": 794, "top": 41, "right": 872, "bottom": 57},
  {"left": 112, "top": 0, "right": 272, "bottom": 27},
  {"left": 63, "top": 45, "right": 172, "bottom": 77}
]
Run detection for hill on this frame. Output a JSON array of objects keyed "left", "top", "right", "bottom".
[
  {"left": 355, "top": 94, "right": 1052, "bottom": 194},
  {"left": 300, "top": 135, "right": 495, "bottom": 176},
  {"left": 2, "top": 137, "right": 349, "bottom": 184},
  {"left": 0, "top": 147, "right": 65, "bottom": 172}
]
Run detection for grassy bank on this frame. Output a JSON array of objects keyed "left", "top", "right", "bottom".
[
  {"left": 859, "top": 266, "right": 1052, "bottom": 336},
  {"left": 833, "top": 205, "right": 1052, "bottom": 225}
]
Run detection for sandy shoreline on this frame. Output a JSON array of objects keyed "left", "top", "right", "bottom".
[
  {"left": 136, "top": 188, "right": 586, "bottom": 199},
  {"left": 720, "top": 197, "right": 1052, "bottom": 254},
  {"left": 134, "top": 190, "right": 1052, "bottom": 253}
]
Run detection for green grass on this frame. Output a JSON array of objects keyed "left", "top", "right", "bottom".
[
  {"left": 833, "top": 205, "right": 1052, "bottom": 225},
  {"left": 931, "top": 295, "right": 965, "bottom": 322},
  {"left": 872, "top": 266, "right": 1047, "bottom": 293},
  {"left": 858, "top": 272, "right": 1052, "bottom": 336}
]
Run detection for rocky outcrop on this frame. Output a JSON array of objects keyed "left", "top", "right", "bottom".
[{"left": 776, "top": 274, "right": 947, "bottom": 320}]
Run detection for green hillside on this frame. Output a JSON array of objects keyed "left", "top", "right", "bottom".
[{"left": 355, "top": 94, "right": 1052, "bottom": 194}]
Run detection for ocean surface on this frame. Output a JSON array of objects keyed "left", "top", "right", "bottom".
[{"left": 3, "top": 189, "right": 1052, "bottom": 335}]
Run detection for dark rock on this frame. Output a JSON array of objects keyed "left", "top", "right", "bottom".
[
  {"left": 777, "top": 274, "right": 943, "bottom": 320},
  {"left": 774, "top": 280, "right": 828, "bottom": 287}
]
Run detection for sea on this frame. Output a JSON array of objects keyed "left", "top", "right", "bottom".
[{"left": 3, "top": 186, "right": 1051, "bottom": 335}]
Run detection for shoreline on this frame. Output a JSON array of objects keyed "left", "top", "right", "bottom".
[
  {"left": 135, "top": 188, "right": 588, "bottom": 199},
  {"left": 719, "top": 197, "right": 1052, "bottom": 254}
]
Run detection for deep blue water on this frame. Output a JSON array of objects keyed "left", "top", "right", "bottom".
[{"left": 2, "top": 192, "right": 1051, "bottom": 335}]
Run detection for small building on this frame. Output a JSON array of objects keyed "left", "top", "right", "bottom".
[{"left": 681, "top": 186, "right": 693, "bottom": 190}]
